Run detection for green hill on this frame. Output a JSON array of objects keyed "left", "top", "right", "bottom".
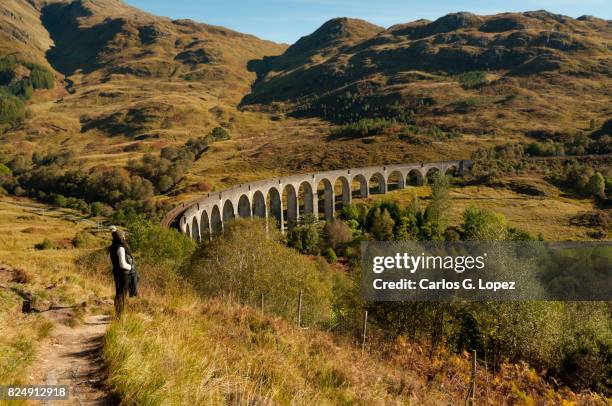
[{"left": 243, "top": 11, "right": 611, "bottom": 138}]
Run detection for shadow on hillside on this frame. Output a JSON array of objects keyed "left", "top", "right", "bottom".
[{"left": 40, "top": 2, "right": 125, "bottom": 76}]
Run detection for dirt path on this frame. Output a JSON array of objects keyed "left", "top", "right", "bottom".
[{"left": 31, "top": 310, "right": 118, "bottom": 405}]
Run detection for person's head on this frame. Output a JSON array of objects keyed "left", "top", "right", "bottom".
[{"left": 110, "top": 226, "right": 126, "bottom": 245}]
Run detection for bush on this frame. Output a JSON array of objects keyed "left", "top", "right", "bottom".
[
  {"left": 90, "top": 201, "right": 105, "bottom": 216},
  {"left": 587, "top": 172, "right": 606, "bottom": 200},
  {"left": 332, "top": 118, "right": 397, "bottom": 138},
  {"left": 34, "top": 238, "right": 54, "bottom": 250},
  {"left": 368, "top": 208, "right": 395, "bottom": 240},
  {"left": 29, "top": 68, "right": 54, "bottom": 90},
  {"left": 11, "top": 80, "right": 33, "bottom": 99},
  {"left": 287, "top": 222, "right": 320, "bottom": 254},
  {"left": 210, "top": 126, "right": 230, "bottom": 141},
  {"left": 0, "top": 94, "right": 25, "bottom": 125},
  {"left": 324, "top": 220, "right": 352, "bottom": 252},
  {"left": 11, "top": 268, "right": 31, "bottom": 283},
  {"left": 455, "top": 71, "right": 488, "bottom": 89},
  {"left": 126, "top": 216, "right": 195, "bottom": 266},
  {"left": 339, "top": 204, "right": 361, "bottom": 223},
  {"left": 324, "top": 247, "right": 337, "bottom": 263},
  {"left": 461, "top": 206, "right": 508, "bottom": 241},
  {"left": 72, "top": 231, "right": 99, "bottom": 248},
  {"left": 52, "top": 194, "right": 68, "bottom": 207},
  {"left": 187, "top": 219, "right": 335, "bottom": 325}
]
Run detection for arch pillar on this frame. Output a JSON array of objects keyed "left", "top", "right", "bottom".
[
  {"left": 200, "top": 210, "right": 211, "bottom": 241},
  {"left": 269, "top": 187, "right": 284, "bottom": 233},
  {"left": 300, "top": 180, "right": 317, "bottom": 222},
  {"left": 319, "top": 179, "right": 334, "bottom": 221},
  {"left": 353, "top": 174, "right": 369, "bottom": 198},
  {"left": 191, "top": 216, "right": 200, "bottom": 241},
  {"left": 338, "top": 176, "right": 351, "bottom": 206},
  {"left": 286, "top": 185, "right": 299, "bottom": 229}
]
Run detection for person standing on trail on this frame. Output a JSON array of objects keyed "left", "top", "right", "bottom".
[{"left": 108, "top": 226, "right": 133, "bottom": 317}]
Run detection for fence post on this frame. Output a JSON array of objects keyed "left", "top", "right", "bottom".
[
  {"left": 361, "top": 310, "right": 368, "bottom": 349},
  {"left": 466, "top": 350, "right": 477, "bottom": 406},
  {"left": 297, "top": 290, "right": 303, "bottom": 328}
]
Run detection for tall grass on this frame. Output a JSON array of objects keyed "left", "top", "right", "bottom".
[{"left": 98, "top": 218, "right": 608, "bottom": 405}]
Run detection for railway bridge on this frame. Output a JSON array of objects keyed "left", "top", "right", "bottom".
[{"left": 163, "top": 160, "right": 472, "bottom": 240}]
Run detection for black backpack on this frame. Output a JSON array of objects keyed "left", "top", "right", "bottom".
[{"left": 126, "top": 253, "right": 140, "bottom": 297}]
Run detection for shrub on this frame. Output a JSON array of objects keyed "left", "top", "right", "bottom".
[
  {"left": 156, "top": 175, "right": 174, "bottom": 193},
  {"left": 287, "top": 222, "right": 320, "bottom": 254},
  {"left": 338, "top": 204, "right": 361, "bottom": 223},
  {"left": 210, "top": 126, "right": 230, "bottom": 141},
  {"left": 187, "top": 219, "right": 335, "bottom": 325},
  {"left": 29, "top": 68, "right": 54, "bottom": 90},
  {"left": 52, "top": 194, "right": 68, "bottom": 207},
  {"left": 11, "top": 80, "right": 33, "bottom": 99},
  {"left": 455, "top": 70, "right": 488, "bottom": 89},
  {"left": 196, "top": 181, "right": 212, "bottom": 192},
  {"left": 368, "top": 208, "right": 395, "bottom": 241},
  {"left": 34, "top": 238, "right": 54, "bottom": 250},
  {"left": 461, "top": 206, "right": 508, "bottom": 241},
  {"left": 11, "top": 268, "right": 31, "bottom": 284},
  {"left": 587, "top": 172, "right": 605, "bottom": 199},
  {"left": 324, "top": 247, "right": 338, "bottom": 263},
  {"left": 324, "top": 220, "right": 353, "bottom": 251},
  {"left": 332, "top": 118, "right": 397, "bottom": 138},
  {"left": 72, "top": 231, "right": 99, "bottom": 248},
  {"left": 90, "top": 201, "right": 105, "bottom": 216},
  {"left": 126, "top": 216, "right": 195, "bottom": 266},
  {"left": 0, "top": 94, "right": 25, "bottom": 125}
]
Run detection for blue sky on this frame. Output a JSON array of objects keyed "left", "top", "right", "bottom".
[{"left": 125, "top": 0, "right": 612, "bottom": 44}]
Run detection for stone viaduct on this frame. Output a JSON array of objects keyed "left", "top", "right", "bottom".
[{"left": 164, "top": 160, "right": 472, "bottom": 240}]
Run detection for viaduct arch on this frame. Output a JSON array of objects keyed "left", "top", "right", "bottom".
[{"left": 162, "top": 160, "right": 472, "bottom": 240}]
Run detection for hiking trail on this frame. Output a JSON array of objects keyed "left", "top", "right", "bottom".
[{"left": 31, "top": 310, "right": 118, "bottom": 405}]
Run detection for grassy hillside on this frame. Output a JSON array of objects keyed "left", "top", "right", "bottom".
[
  {"left": 243, "top": 11, "right": 611, "bottom": 140},
  {"left": 0, "top": 196, "right": 112, "bottom": 385},
  {"left": 93, "top": 218, "right": 608, "bottom": 405},
  {"left": 0, "top": 3, "right": 609, "bottom": 217},
  {"left": 0, "top": 0, "right": 53, "bottom": 66},
  {"left": 0, "top": 172, "right": 608, "bottom": 402},
  {"left": 0, "top": 0, "right": 288, "bottom": 182}
]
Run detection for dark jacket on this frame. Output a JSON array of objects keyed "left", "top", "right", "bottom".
[
  {"left": 109, "top": 240, "right": 139, "bottom": 297},
  {"left": 109, "top": 240, "right": 132, "bottom": 274}
]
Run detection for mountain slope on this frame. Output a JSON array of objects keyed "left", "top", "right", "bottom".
[
  {"left": 0, "top": 0, "right": 287, "bottom": 174},
  {"left": 40, "top": 0, "right": 284, "bottom": 91},
  {"left": 0, "top": 0, "right": 53, "bottom": 66},
  {"left": 243, "top": 11, "right": 612, "bottom": 137}
]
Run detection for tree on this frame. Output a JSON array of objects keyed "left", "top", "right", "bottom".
[
  {"left": 156, "top": 175, "right": 174, "bottom": 193},
  {"left": 587, "top": 172, "right": 605, "bottom": 199},
  {"left": 90, "top": 201, "right": 104, "bottom": 216},
  {"left": 339, "top": 203, "right": 360, "bottom": 222},
  {"left": 324, "top": 220, "right": 353, "bottom": 251},
  {"left": 423, "top": 174, "right": 450, "bottom": 240},
  {"left": 160, "top": 146, "right": 179, "bottom": 161},
  {"left": 187, "top": 219, "right": 335, "bottom": 325},
  {"left": 369, "top": 208, "right": 395, "bottom": 240},
  {"left": 287, "top": 221, "right": 320, "bottom": 254},
  {"left": 461, "top": 206, "right": 507, "bottom": 241}
]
